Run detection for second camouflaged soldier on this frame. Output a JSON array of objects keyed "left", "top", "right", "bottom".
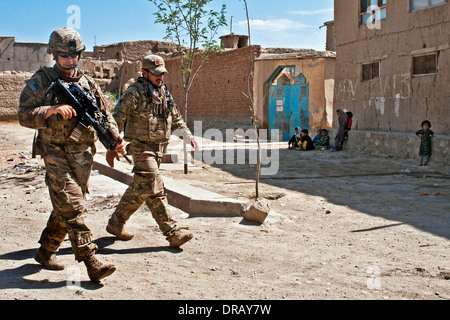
[
  {"left": 17, "top": 28, "right": 127, "bottom": 282},
  {"left": 106, "top": 55, "right": 197, "bottom": 248}
]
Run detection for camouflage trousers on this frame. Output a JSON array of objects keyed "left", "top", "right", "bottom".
[
  {"left": 38, "top": 141, "right": 98, "bottom": 262},
  {"left": 111, "top": 140, "right": 178, "bottom": 236}
]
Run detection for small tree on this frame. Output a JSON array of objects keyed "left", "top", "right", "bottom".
[
  {"left": 240, "top": 0, "right": 261, "bottom": 199},
  {"left": 148, "top": 0, "right": 227, "bottom": 122}
]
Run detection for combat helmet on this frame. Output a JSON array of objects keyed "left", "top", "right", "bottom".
[
  {"left": 47, "top": 27, "right": 85, "bottom": 54},
  {"left": 142, "top": 55, "right": 168, "bottom": 75}
]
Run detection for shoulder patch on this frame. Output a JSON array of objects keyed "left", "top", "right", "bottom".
[{"left": 25, "top": 79, "right": 41, "bottom": 92}]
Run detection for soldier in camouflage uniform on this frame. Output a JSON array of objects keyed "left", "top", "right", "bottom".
[
  {"left": 17, "top": 28, "right": 127, "bottom": 283},
  {"left": 106, "top": 55, "right": 198, "bottom": 248}
]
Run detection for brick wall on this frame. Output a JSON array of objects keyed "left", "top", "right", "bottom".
[{"left": 164, "top": 46, "right": 261, "bottom": 131}]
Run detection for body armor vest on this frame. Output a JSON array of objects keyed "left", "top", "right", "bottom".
[
  {"left": 36, "top": 67, "right": 98, "bottom": 145},
  {"left": 123, "top": 78, "right": 174, "bottom": 143}
]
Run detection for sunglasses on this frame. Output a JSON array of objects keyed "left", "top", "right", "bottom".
[
  {"left": 143, "top": 69, "right": 165, "bottom": 76},
  {"left": 58, "top": 52, "right": 80, "bottom": 59}
]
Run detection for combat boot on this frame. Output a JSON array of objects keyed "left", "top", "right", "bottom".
[
  {"left": 83, "top": 253, "right": 116, "bottom": 283},
  {"left": 106, "top": 215, "right": 134, "bottom": 241},
  {"left": 166, "top": 229, "right": 193, "bottom": 248},
  {"left": 35, "top": 247, "right": 65, "bottom": 270}
]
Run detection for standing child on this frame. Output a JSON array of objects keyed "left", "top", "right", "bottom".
[
  {"left": 415, "top": 120, "right": 434, "bottom": 166},
  {"left": 331, "top": 109, "right": 348, "bottom": 152},
  {"left": 344, "top": 111, "right": 353, "bottom": 140}
]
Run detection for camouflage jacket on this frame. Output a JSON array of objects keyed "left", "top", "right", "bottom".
[
  {"left": 17, "top": 65, "right": 120, "bottom": 148},
  {"left": 113, "top": 77, "right": 192, "bottom": 144}
]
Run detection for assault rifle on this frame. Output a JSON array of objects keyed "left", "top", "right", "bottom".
[{"left": 46, "top": 79, "right": 132, "bottom": 164}]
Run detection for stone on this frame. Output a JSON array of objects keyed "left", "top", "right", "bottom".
[{"left": 244, "top": 198, "right": 270, "bottom": 224}]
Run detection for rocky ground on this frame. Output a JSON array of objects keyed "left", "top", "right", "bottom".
[{"left": 0, "top": 122, "right": 449, "bottom": 302}]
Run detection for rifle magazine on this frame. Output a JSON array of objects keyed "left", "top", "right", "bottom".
[{"left": 69, "top": 124, "right": 83, "bottom": 142}]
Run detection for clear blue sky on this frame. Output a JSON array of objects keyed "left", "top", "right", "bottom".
[{"left": 0, "top": 0, "right": 334, "bottom": 51}]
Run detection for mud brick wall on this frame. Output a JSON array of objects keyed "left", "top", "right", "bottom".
[
  {"left": 334, "top": 0, "right": 450, "bottom": 134},
  {"left": 93, "top": 40, "right": 177, "bottom": 62},
  {"left": 0, "top": 71, "right": 33, "bottom": 121},
  {"left": 328, "top": 128, "right": 449, "bottom": 165},
  {"left": 0, "top": 37, "right": 53, "bottom": 72},
  {"left": 164, "top": 46, "right": 261, "bottom": 131}
]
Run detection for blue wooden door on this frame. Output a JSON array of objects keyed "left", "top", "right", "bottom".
[
  {"left": 296, "top": 81, "right": 310, "bottom": 131},
  {"left": 268, "top": 67, "right": 309, "bottom": 141}
]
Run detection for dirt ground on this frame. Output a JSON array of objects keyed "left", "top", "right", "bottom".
[{"left": 0, "top": 121, "right": 449, "bottom": 301}]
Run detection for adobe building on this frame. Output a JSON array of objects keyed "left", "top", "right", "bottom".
[
  {"left": 219, "top": 33, "right": 249, "bottom": 49},
  {"left": 0, "top": 37, "right": 53, "bottom": 120},
  {"left": 333, "top": 0, "right": 449, "bottom": 163},
  {"left": 164, "top": 37, "right": 336, "bottom": 138},
  {"left": 1, "top": 34, "right": 335, "bottom": 144},
  {"left": 79, "top": 40, "right": 178, "bottom": 95},
  {"left": 253, "top": 49, "right": 336, "bottom": 141},
  {"left": 93, "top": 40, "right": 177, "bottom": 61},
  {"left": 163, "top": 44, "right": 259, "bottom": 131},
  {"left": 78, "top": 58, "right": 141, "bottom": 96},
  {"left": 323, "top": 21, "right": 336, "bottom": 52},
  {"left": 0, "top": 36, "right": 53, "bottom": 72}
]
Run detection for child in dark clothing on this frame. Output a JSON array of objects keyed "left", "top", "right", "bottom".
[
  {"left": 416, "top": 120, "right": 434, "bottom": 166},
  {"left": 299, "top": 129, "right": 314, "bottom": 151},
  {"left": 317, "top": 129, "right": 330, "bottom": 150},
  {"left": 288, "top": 127, "right": 301, "bottom": 149}
]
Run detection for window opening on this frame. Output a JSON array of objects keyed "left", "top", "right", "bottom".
[
  {"left": 412, "top": 53, "right": 438, "bottom": 75},
  {"left": 362, "top": 61, "right": 380, "bottom": 81},
  {"left": 410, "top": 0, "right": 447, "bottom": 11},
  {"left": 361, "top": 0, "right": 387, "bottom": 25}
]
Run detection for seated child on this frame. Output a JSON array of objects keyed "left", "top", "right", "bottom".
[
  {"left": 288, "top": 127, "right": 301, "bottom": 149},
  {"left": 316, "top": 129, "right": 330, "bottom": 150},
  {"left": 299, "top": 129, "right": 314, "bottom": 151},
  {"left": 312, "top": 129, "right": 322, "bottom": 147}
]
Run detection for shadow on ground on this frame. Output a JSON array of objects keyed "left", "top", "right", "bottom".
[
  {"left": 0, "top": 237, "right": 182, "bottom": 291},
  {"left": 204, "top": 146, "right": 450, "bottom": 239}
]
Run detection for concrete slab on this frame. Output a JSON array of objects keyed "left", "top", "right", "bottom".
[{"left": 92, "top": 150, "right": 248, "bottom": 217}]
